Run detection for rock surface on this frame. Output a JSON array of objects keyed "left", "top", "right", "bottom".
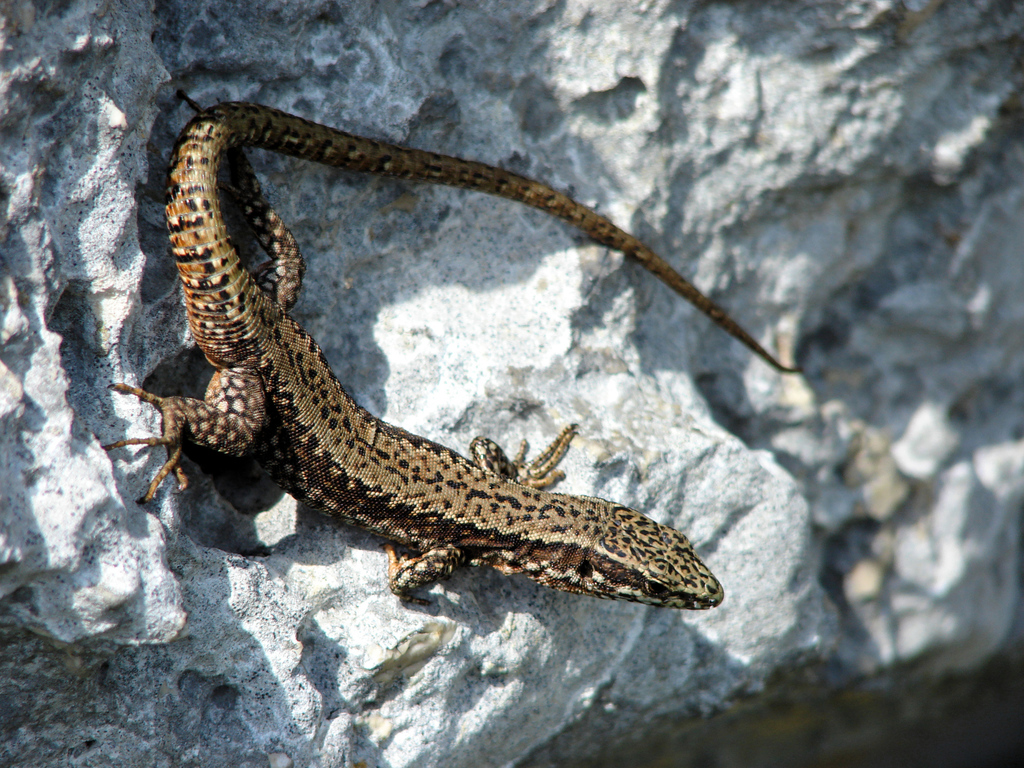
[{"left": 2, "top": 1, "right": 1022, "bottom": 766}]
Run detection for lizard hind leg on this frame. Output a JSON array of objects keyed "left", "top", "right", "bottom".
[
  {"left": 221, "top": 147, "right": 306, "bottom": 312},
  {"left": 104, "top": 368, "right": 267, "bottom": 503}
]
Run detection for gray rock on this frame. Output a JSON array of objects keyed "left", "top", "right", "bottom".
[{"left": 2, "top": 1, "right": 1022, "bottom": 766}]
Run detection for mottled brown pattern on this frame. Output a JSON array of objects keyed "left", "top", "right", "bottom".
[{"left": 105, "top": 99, "right": 737, "bottom": 609}]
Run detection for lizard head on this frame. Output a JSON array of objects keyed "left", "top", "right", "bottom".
[{"left": 579, "top": 504, "right": 724, "bottom": 609}]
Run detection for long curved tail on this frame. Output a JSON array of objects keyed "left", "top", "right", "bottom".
[{"left": 165, "top": 98, "right": 798, "bottom": 372}]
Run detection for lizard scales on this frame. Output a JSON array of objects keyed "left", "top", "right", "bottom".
[{"left": 107, "top": 98, "right": 795, "bottom": 609}]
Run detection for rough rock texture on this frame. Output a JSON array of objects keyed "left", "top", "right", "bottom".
[{"left": 2, "top": 1, "right": 1023, "bottom": 766}]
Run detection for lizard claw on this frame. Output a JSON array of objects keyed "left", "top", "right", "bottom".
[
  {"left": 176, "top": 89, "right": 204, "bottom": 114},
  {"left": 515, "top": 423, "right": 578, "bottom": 488}
]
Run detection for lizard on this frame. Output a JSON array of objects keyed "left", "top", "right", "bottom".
[{"left": 105, "top": 95, "right": 797, "bottom": 609}]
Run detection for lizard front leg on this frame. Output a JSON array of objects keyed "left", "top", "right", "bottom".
[
  {"left": 469, "top": 423, "right": 578, "bottom": 487},
  {"left": 384, "top": 544, "right": 464, "bottom": 605},
  {"left": 105, "top": 368, "right": 266, "bottom": 502}
]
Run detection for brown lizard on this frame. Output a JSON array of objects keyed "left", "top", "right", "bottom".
[{"left": 105, "top": 96, "right": 796, "bottom": 609}]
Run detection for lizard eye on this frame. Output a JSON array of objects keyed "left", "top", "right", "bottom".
[{"left": 643, "top": 579, "right": 669, "bottom": 597}]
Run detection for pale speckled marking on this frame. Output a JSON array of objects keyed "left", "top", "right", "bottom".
[{"left": 105, "top": 100, "right": 735, "bottom": 609}]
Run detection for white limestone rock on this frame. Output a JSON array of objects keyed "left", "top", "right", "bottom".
[{"left": 0, "top": 1, "right": 183, "bottom": 646}]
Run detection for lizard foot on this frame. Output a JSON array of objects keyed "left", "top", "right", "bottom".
[
  {"left": 104, "top": 383, "right": 188, "bottom": 503},
  {"left": 384, "top": 543, "right": 464, "bottom": 605},
  {"left": 469, "top": 423, "right": 579, "bottom": 488}
]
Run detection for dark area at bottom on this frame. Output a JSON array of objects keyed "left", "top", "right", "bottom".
[{"left": 523, "top": 648, "right": 1024, "bottom": 768}]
